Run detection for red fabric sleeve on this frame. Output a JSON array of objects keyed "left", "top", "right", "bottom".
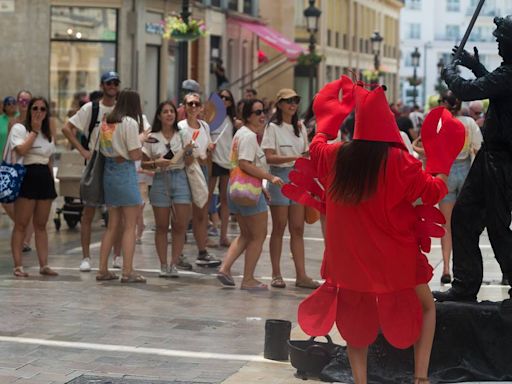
[{"left": 310, "top": 134, "right": 343, "bottom": 180}]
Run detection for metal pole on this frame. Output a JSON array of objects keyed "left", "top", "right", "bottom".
[
  {"left": 178, "top": 0, "right": 192, "bottom": 99},
  {"left": 453, "top": 0, "right": 486, "bottom": 60},
  {"left": 413, "top": 66, "right": 417, "bottom": 106},
  {"left": 308, "top": 32, "right": 316, "bottom": 105}
]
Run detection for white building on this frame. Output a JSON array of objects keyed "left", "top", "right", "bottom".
[{"left": 399, "top": 0, "right": 512, "bottom": 108}]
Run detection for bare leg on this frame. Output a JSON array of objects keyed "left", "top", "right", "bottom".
[
  {"left": 152, "top": 206, "right": 171, "bottom": 266},
  {"left": 240, "top": 211, "right": 268, "bottom": 287},
  {"left": 80, "top": 206, "right": 95, "bottom": 260},
  {"left": 112, "top": 220, "right": 123, "bottom": 259},
  {"left": 439, "top": 202, "right": 455, "bottom": 276},
  {"left": 98, "top": 208, "right": 120, "bottom": 275},
  {"left": 413, "top": 284, "right": 436, "bottom": 382},
  {"left": 192, "top": 202, "right": 208, "bottom": 252},
  {"left": 11, "top": 198, "right": 35, "bottom": 269},
  {"left": 347, "top": 345, "right": 368, "bottom": 384},
  {"left": 269, "top": 205, "right": 288, "bottom": 278},
  {"left": 24, "top": 219, "right": 34, "bottom": 248},
  {"left": 218, "top": 214, "right": 249, "bottom": 276},
  {"left": 170, "top": 204, "right": 191, "bottom": 265},
  {"left": 218, "top": 175, "right": 230, "bottom": 245},
  {"left": 120, "top": 205, "right": 140, "bottom": 277},
  {"left": 32, "top": 199, "right": 53, "bottom": 268},
  {"left": 288, "top": 204, "right": 308, "bottom": 280}
]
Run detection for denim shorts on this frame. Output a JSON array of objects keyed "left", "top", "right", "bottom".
[
  {"left": 227, "top": 182, "right": 267, "bottom": 217},
  {"left": 150, "top": 168, "right": 191, "bottom": 207},
  {"left": 268, "top": 166, "right": 296, "bottom": 206},
  {"left": 441, "top": 158, "right": 471, "bottom": 204},
  {"left": 103, "top": 158, "right": 142, "bottom": 207}
]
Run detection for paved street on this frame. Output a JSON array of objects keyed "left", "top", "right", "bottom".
[{"left": 0, "top": 196, "right": 510, "bottom": 384}]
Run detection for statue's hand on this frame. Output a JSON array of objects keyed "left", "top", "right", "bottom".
[{"left": 452, "top": 45, "right": 480, "bottom": 70}]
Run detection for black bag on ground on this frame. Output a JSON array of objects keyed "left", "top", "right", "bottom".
[{"left": 288, "top": 335, "right": 342, "bottom": 379}]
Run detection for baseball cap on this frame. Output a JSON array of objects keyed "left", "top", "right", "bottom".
[
  {"left": 3, "top": 96, "right": 16, "bottom": 105},
  {"left": 182, "top": 79, "right": 200, "bottom": 93},
  {"left": 276, "top": 88, "right": 299, "bottom": 102},
  {"left": 101, "top": 71, "right": 120, "bottom": 83}
]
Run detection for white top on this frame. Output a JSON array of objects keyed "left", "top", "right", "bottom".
[
  {"left": 399, "top": 131, "right": 415, "bottom": 155},
  {"left": 261, "top": 122, "right": 309, "bottom": 168},
  {"left": 142, "top": 129, "right": 192, "bottom": 170},
  {"left": 68, "top": 101, "right": 114, "bottom": 150},
  {"left": 178, "top": 119, "right": 211, "bottom": 160},
  {"left": 99, "top": 116, "right": 142, "bottom": 159},
  {"left": 456, "top": 116, "right": 483, "bottom": 160},
  {"left": 10, "top": 123, "right": 55, "bottom": 165},
  {"left": 231, "top": 126, "right": 267, "bottom": 170},
  {"left": 211, "top": 116, "right": 233, "bottom": 169}
]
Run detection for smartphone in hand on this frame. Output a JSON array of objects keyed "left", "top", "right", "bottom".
[{"left": 163, "top": 149, "right": 175, "bottom": 160}]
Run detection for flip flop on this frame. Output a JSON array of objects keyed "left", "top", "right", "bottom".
[
  {"left": 120, "top": 273, "right": 147, "bottom": 284},
  {"left": 240, "top": 283, "right": 268, "bottom": 291},
  {"left": 217, "top": 272, "right": 235, "bottom": 287},
  {"left": 13, "top": 267, "right": 29, "bottom": 278},
  {"left": 295, "top": 277, "right": 320, "bottom": 289},
  {"left": 271, "top": 276, "right": 286, "bottom": 288},
  {"left": 39, "top": 266, "right": 59, "bottom": 276},
  {"left": 96, "top": 271, "right": 118, "bottom": 281}
]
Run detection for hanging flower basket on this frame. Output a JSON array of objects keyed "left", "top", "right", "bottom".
[
  {"left": 162, "top": 15, "right": 207, "bottom": 42},
  {"left": 297, "top": 52, "right": 324, "bottom": 67},
  {"left": 363, "top": 69, "right": 382, "bottom": 82}
]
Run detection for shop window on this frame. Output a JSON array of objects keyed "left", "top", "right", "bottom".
[
  {"left": 50, "top": 6, "right": 117, "bottom": 122},
  {"left": 228, "top": 0, "right": 238, "bottom": 11},
  {"left": 243, "top": 0, "right": 253, "bottom": 15}
]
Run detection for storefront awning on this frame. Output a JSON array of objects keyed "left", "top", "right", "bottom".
[{"left": 232, "top": 20, "right": 304, "bottom": 60}]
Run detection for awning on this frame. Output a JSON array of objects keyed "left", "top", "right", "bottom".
[{"left": 232, "top": 19, "right": 304, "bottom": 60}]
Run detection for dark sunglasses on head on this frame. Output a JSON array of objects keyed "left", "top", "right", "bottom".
[
  {"left": 220, "top": 95, "right": 232, "bottom": 101},
  {"left": 31, "top": 106, "right": 46, "bottom": 112},
  {"left": 186, "top": 101, "right": 201, "bottom": 107},
  {"left": 282, "top": 96, "right": 301, "bottom": 104},
  {"left": 104, "top": 80, "right": 120, "bottom": 86},
  {"left": 251, "top": 109, "right": 265, "bottom": 116}
]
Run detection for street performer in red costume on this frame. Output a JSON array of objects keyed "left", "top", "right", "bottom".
[{"left": 283, "top": 76, "right": 465, "bottom": 384}]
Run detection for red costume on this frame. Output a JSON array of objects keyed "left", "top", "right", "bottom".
[{"left": 283, "top": 77, "right": 465, "bottom": 349}]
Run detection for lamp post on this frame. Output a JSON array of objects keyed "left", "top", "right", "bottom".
[
  {"left": 436, "top": 57, "right": 445, "bottom": 94},
  {"left": 411, "top": 47, "right": 421, "bottom": 106},
  {"left": 178, "top": 0, "right": 192, "bottom": 97},
  {"left": 303, "top": 0, "right": 321, "bottom": 104},
  {"left": 370, "top": 31, "right": 383, "bottom": 72}
]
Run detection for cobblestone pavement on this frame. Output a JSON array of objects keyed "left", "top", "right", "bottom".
[{"left": 0, "top": 200, "right": 510, "bottom": 383}]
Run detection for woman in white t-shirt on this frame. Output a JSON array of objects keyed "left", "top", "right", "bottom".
[
  {"left": 96, "top": 89, "right": 145, "bottom": 283},
  {"left": 141, "top": 101, "right": 194, "bottom": 277},
  {"left": 178, "top": 93, "right": 221, "bottom": 267},
  {"left": 216, "top": 99, "right": 284, "bottom": 290},
  {"left": 261, "top": 89, "right": 319, "bottom": 290},
  {"left": 10, "top": 97, "right": 58, "bottom": 277},
  {"left": 209, "top": 89, "right": 243, "bottom": 247}
]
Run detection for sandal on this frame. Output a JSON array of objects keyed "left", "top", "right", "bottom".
[
  {"left": 120, "top": 273, "right": 147, "bottom": 284},
  {"left": 240, "top": 282, "right": 268, "bottom": 291},
  {"left": 217, "top": 272, "right": 235, "bottom": 287},
  {"left": 219, "top": 238, "right": 232, "bottom": 248},
  {"left": 13, "top": 266, "right": 29, "bottom": 278},
  {"left": 295, "top": 277, "right": 320, "bottom": 289},
  {"left": 271, "top": 276, "right": 286, "bottom": 288},
  {"left": 39, "top": 266, "right": 59, "bottom": 276},
  {"left": 414, "top": 377, "right": 430, "bottom": 384},
  {"left": 96, "top": 271, "right": 118, "bottom": 281}
]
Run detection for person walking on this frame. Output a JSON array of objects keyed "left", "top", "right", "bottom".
[
  {"left": 10, "top": 97, "right": 58, "bottom": 277},
  {"left": 95, "top": 89, "right": 145, "bottom": 283},
  {"left": 261, "top": 89, "right": 319, "bottom": 289},
  {"left": 141, "top": 101, "right": 194, "bottom": 277},
  {"left": 216, "top": 99, "right": 284, "bottom": 290}
]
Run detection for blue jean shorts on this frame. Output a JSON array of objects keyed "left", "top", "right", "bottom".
[
  {"left": 268, "top": 166, "right": 296, "bottom": 206},
  {"left": 441, "top": 158, "right": 471, "bottom": 204},
  {"left": 227, "top": 182, "right": 268, "bottom": 217},
  {"left": 103, "top": 158, "right": 142, "bottom": 207},
  {"left": 150, "top": 168, "right": 191, "bottom": 207}
]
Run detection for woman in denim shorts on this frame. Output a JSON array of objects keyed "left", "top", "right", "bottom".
[
  {"left": 142, "top": 101, "right": 195, "bottom": 278},
  {"left": 437, "top": 92, "right": 482, "bottom": 284},
  {"left": 216, "top": 99, "right": 284, "bottom": 290},
  {"left": 261, "top": 89, "right": 319, "bottom": 290},
  {"left": 97, "top": 89, "right": 146, "bottom": 283}
]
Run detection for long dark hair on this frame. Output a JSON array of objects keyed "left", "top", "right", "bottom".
[
  {"left": 151, "top": 100, "right": 179, "bottom": 133},
  {"left": 218, "top": 89, "right": 237, "bottom": 124},
  {"left": 107, "top": 89, "right": 143, "bottom": 132},
  {"left": 25, "top": 97, "right": 51, "bottom": 142},
  {"left": 242, "top": 99, "right": 264, "bottom": 123},
  {"left": 271, "top": 103, "right": 300, "bottom": 137},
  {"left": 329, "top": 140, "right": 389, "bottom": 204}
]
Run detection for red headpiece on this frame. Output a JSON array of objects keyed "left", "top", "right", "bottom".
[{"left": 352, "top": 85, "right": 406, "bottom": 150}]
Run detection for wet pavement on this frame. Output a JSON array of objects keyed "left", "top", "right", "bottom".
[{"left": 0, "top": 198, "right": 510, "bottom": 383}]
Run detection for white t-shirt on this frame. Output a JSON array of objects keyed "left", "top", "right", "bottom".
[
  {"left": 142, "top": 129, "right": 192, "bottom": 170},
  {"left": 99, "top": 116, "right": 142, "bottom": 159},
  {"left": 68, "top": 101, "right": 114, "bottom": 150},
  {"left": 178, "top": 119, "right": 211, "bottom": 160},
  {"left": 456, "top": 116, "right": 483, "bottom": 160},
  {"left": 211, "top": 116, "right": 233, "bottom": 169},
  {"left": 231, "top": 126, "right": 267, "bottom": 170},
  {"left": 10, "top": 123, "right": 55, "bottom": 165},
  {"left": 261, "top": 122, "right": 309, "bottom": 168}
]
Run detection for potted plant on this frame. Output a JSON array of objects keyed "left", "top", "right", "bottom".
[{"left": 162, "top": 15, "right": 207, "bottom": 42}]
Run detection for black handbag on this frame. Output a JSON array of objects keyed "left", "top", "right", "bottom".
[{"left": 79, "top": 128, "right": 104, "bottom": 205}]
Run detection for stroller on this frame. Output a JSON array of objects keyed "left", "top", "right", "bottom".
[{"left": 54, "top": 151, "right": 107, "bottom": 230}]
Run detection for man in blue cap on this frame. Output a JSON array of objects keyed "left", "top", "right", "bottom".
[{"left": 0, "top": 96, "right": 18, "bottom": 155}]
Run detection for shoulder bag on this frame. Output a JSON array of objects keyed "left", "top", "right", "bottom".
[
  {"left": 0, "top": 132, "right": 26, "bottom": 203},
  {"left": 79, "top": 118, "right": 105, "bottom": 205}
]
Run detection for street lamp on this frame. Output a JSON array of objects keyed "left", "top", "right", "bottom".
[
  {"left": 411, "top": 47, "right": 421, "bottom": 106},
  {"left": 436, "top": 57, "right": 445, "bottom": 94},
  {"left": 303, "top": 0, "right": 321, "bottom": 104},
  {"left": 370, "top": 31, "right": 383, "bottom": 71},
  {"left": 178, "top": 0, "right": 192, "bottom": 97}
]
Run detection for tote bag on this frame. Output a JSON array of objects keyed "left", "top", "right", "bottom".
[
  {"left": 80, "top": 121, "right": 105, "bottom": 205},
  {"left": 0, "top": 133, "right": 26, "bottom": 203},
  {"left": 179, "top": 130, "right": 209, "bottom": 208}
]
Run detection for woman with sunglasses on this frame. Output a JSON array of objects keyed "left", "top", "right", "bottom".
[
  {"left": 14, "top": 90, "right": 32, "bottom": 127},
  {"left": 217, "top": 99, "right": 284, "bottom": 290},
  {"left": 261, "top": 89, "right": 319, "bottom": 289},
  {"left": 96, "top": 89, "right": 145, "bottom": 283},
  {"left": 9, "top": 97, "right": 58, "bottom": 277},
  {"left": 178, "top": 93, "right": 221, "bottom": 267},
  {"left": 209, "top": 90, "right": 242, "bottom": 248},
  {"left": 141, "top": 101, "right": 194, "bottom": 277}
]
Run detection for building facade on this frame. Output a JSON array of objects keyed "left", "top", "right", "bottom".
[{"left": 400, "top": 0, "right": 512, "bottom": 108}]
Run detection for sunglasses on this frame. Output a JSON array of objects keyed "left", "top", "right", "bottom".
[
  {"left": 186, "top": 101, "right": 201, "bottom": 107},
  {"left": 281, "top": 96, "right": 301, "bottom": 104},
  {"left": 251, "top": 109, "right": 265, "bottom": 116},
  {"left": 18, "top": 98, "right": 30, "bottom": 106},
  {"left": 220, "top": 95, "right": 232, "bottom": 101},
  {"left": 104, "top": 80, "right": 120, "bottom": 86},
  {"left": 31, "top": 106, "right": 47, "bottom": 112}
]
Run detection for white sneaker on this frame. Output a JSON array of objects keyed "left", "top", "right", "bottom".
[
  {"left": 169, "top": 264, "right": 179, "bottom": 278},
  {"left": 112, "top": 256, "right": 122, "bottom": 269},
  {"left": 79, "top": 257, "right": 91, "bottom": 272},
  {"left": 159, "top": 265, "right": 171, "bottom": 278}
]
